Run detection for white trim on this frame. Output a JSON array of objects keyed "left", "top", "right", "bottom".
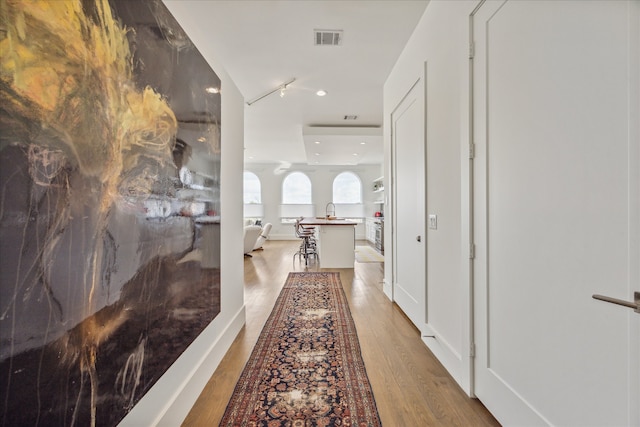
[{"left": 119, "top": 306, "right": 246, "bottom": 426}]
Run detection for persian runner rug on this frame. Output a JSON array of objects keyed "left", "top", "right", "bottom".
[{"left": 220, "top": 272, "right": 382, "bottom": 427}]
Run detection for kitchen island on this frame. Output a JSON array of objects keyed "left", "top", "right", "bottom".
[{"left": 299, "top": 217, "right": 356, "bottom": 268}]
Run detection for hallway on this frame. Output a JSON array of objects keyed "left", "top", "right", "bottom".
[{"left": 182, "top": 240, "right": 498, "bottom": 426}]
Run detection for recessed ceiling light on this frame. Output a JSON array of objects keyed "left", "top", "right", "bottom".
[
  {"left": 314, "top": 141, "right": 321, "bottom": 144},
  {"left": 360, "top": 142, "right": 366, "bottom": 145},
  {"left": 316, "top": 90, "right": 327, "bottom": 96},
  {"left": 352, "top": 153, "right": 358, "bottom": 156},
  {"left": 314, "top": 153, "right": 321, "bottom": 156},
  {"left": 205, "top": 86, "right": 220, "bottom": 94}
]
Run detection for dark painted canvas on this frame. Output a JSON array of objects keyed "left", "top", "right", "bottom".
[{"left": 0, "top": 0, "right": 221, "bottom": 425}]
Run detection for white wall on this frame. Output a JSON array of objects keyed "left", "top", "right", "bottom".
[
  {"left": 120, "top": 2, "right": 246, "bottom": 425},
  {"left": 383, "top": 0, "right": 476, "bottom": 394},
  {"left": 245, "top": 163, "right": 384, "bottom": 240}
]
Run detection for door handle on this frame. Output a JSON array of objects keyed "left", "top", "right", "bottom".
[
  {"left": 592, "top": 292, "right": 640, "bottom": 313},
  {"left": 416, "top": 235, "right": 421, "bottom": 242}
]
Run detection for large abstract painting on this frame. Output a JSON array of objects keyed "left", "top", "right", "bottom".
[{"left": 0, "top": 0, "right": 222, "bottom": 425}]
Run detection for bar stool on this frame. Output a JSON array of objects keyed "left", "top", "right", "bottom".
[{"left": 293, "top": 219, "right": 318, "bottom": 265}]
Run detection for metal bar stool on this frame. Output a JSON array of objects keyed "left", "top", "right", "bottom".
[{"left": 293, "top": 219, "right": 318, "bottom": 265}]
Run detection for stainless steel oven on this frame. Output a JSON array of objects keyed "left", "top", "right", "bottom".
[{"left": 374, "top": 220, "right": 384, "bottom": 254}]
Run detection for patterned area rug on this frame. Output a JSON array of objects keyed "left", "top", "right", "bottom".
[{"left": 220, "top": 272, "right": 381, "bottom": 427}]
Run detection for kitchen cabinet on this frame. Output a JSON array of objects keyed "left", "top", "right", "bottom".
[{"left": 365, "top": 218, "right": 377, "bottom": 244}]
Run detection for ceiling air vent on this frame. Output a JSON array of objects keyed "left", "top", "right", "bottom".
[
  {"left": 344, "top": 115, "right": 358, "bottom": 120},
  {"left": 314, "top": 29, "right": 343, "bottom": 46}
]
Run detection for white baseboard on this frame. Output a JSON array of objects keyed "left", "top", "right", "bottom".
[
  {"left": 383, "top": 279, "right": 393, "bottom": 300},
  {"left": 118, "top": 305, "right": 246, "bottom": 426}
]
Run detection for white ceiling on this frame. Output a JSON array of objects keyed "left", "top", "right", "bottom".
[{"left": 165, "top": 0, "right": 428, "bottom": 166}]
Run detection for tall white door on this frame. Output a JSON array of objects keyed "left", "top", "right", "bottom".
[
  {"left": 392, "top": 79, "right": 426, "bottom": 330},
  {"left": 472, "top": 0, "right": 639, "bottom": 425}
]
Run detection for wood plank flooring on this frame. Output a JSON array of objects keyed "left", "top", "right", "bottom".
[{"left": 182, "top": 240, "right": 499, "bottom": 426}]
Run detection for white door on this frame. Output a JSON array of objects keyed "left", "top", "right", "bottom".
[
  {"left": 392, "top": 79, "right": 426, "bottom": 330},
  {"left": 472, "top": 0, "right": 639, "bottom": 425}
]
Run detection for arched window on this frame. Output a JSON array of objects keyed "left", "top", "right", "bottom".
[
  {"left": 332, "top": 171, "right": 362, "bottom": 204},
  {"left": 243, "top": 171, "right": 263, "bottom": 219},
  {"left": 280, "top": 172, "right": 314, "bottom": 221},
  {"left": 332, "top": 172, "right": 364, "bottom": 219},
  {"left": 282, "top": 172, "right": 312, "bottom": 204},
  {"left": 243, "top": 171, "right": 261, "bottom": 204}
]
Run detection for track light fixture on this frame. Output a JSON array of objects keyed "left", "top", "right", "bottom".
[{"left": 247, "top": 78, "right": 296, "bottom": 106}]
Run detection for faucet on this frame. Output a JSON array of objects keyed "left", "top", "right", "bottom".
[{"left": 325, "top": 202, "right": 336, "bottom": 218}]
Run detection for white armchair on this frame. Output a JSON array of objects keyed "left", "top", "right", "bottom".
[
  {"left": 243, "top": 225, "right": 262, "bottom": 257},
  {"left": 253, "top": 223, "right": 272, "bottom": 250}
]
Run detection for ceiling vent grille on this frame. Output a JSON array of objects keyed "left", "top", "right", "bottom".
[
  {"left": 344, "top": 115, "right": 358, "bottom": 120},
  {"left": 314, "top": 30, "right": 343, "bottom": 46}
]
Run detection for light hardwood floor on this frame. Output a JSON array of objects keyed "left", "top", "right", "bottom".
[{"left": 182, "top": 240, "right": 499, "bottom": 426}]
